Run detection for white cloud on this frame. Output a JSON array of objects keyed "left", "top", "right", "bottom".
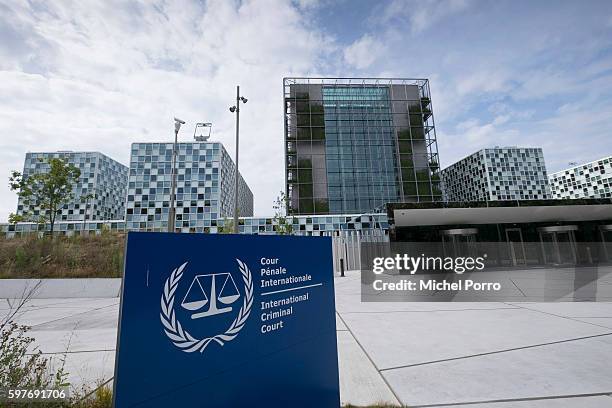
[
  {"left": 527, "top": 105, "right": 612, "bottom": 172},
  {"left": 343, "top": 34, "right": 387, "bottom": 70},
  {"left": 2, "top": 0, "right": 612, "bottom": 223},
  {"left": 0, "top": 0, "right": 336, "bottom": 221},
  {"left": 456, "top": 70, "right": 511, "bottom": 96},
  {"left": 439, "top": 98, "right": 612, "bottom": 173},
  {"left": 378, "top": 0, "right": 471, "bottom": 34},
  {"left": 438, "top": 117, "right": 522, "bottom": 168},
  {"left": 295, "top": 0, "right": 323, "bottom": 10}
]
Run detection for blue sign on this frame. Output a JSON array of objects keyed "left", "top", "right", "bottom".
[{"left": 113, "top": 232, "right": 340, "bottom": 407}]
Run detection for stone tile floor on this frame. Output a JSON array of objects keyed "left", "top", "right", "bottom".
[{"left": 3, "top": 271, "right": 612, "bottom": 407}]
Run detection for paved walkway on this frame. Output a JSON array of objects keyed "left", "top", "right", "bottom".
[
  {"left": 3, "top": 272, "right": 612, "bottom": 407},
  {"left": 1, "top": 297, "right": 118, "bottom": 391},
  {"left": 336, "top": 270, "right": 612, "bottom": 407}
]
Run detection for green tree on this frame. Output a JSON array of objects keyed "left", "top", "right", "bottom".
[
  {"left": 217, "top": 217, "right": 234, "bottom": 234},
  {"left": 273, "top": 191, "right": 294, "bottom": 235},
  {"left": 7, "top": 213, "right": 27, "bottom": 225},
  {"left": 9, "top": 158, "right": 81, "bottom": 234}
]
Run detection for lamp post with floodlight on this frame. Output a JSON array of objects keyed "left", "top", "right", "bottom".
[
  {"left": 229, "top": 86, "right": 247, "bottom": 233},
  {"left": 168, "top": 117, "right": 185, "bottom": 233},
  {"left": 194, "top": 122, "right": 212, "bottom": 141}
]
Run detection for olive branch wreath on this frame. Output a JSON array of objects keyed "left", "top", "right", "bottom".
[{"left": 159, "top": 259, "right": 253, "bottom": 353}]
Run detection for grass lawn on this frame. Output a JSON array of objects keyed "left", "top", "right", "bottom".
[{"left": 0, "top": 233, "right": 124, "bottom": 278}]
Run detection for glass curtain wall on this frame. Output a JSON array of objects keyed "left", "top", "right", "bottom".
[
  {"left": 284, "top": 78, "right": 442, "bottom": 215},
  {"left": 323, "top": 86, "right": 397, "bottom": 213}
]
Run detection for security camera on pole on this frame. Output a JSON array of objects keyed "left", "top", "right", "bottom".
[
  {"left": 229, "top": 86, "right": 247, "bottom": 234},
  {"left": 168, "top": 117, "right": 185, "bottom": 233}
]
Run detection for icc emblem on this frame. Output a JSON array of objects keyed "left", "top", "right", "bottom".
[
  {"left": 181, "top": 273, "right": 240, "bottom": 319},
  {"left": 160, "top": 259, "right": 253, "bottom": 353}
]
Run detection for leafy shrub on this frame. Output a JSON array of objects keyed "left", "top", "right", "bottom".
[
  {"left": 1, "top": 321, "right": 112, "bottom": 407},
  {"left": 0, "top": 322, "right": 69, "bottom": 407}
]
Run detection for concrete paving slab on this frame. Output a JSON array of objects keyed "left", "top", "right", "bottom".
[
  {"left": 335, "top": 272, "right": 524, "bottom": 312},
  {"left": 454, "top": 395, "right": 612, "bottom": 408},
  {"left": 31, "top": 305, "right": 119, "bottom": 331},
  {"left": 0, "top": 297, "right": 119, "bottom": 311},
  {"left": 574, "top": 317, "right": 612, "bottom": 329},
  {"left": 0, "top": 279, "right": 121, "bottom": 299},
  {"left": 382, "top": 334, "right": 612, "bottom": 407},
  {"left": 28, "top": 329, "right": 117, "bottom": 354},
  {"left": 337, "top": 283, "right": 521, "bottom": 313},
  {"left": 10, "top": 307, "right": 104, "bottom": 327},
  {"left": 2, "top": 299, "right": 119, "bottom": 327},
  {"left": 336, "top": 331, "right": 399, "bottom": 407},
  {"left": 336, "top": 313, "right": 348, "bottom": 330},
  {"left": 4, "top": 274, "right": 612, "bottom": 407},
  {"left": 47, "top": 350, "right": 116, "bottom": 390},
  {"left": 509, "top": 302, "right": 612, "bottom": 318},
  {"left": 337, "top": 296, "right": 521, "bottom": 314},
  {"left": 26, "top": 298, "right": 120, "bottom": 309},
  {"left": 335, "top": 281, "right": 363, "bottom": 294},
  {"left": 340, "top": 308, "right": 612, "bottom": 370},
  {"left": 518, "top": 285, "right": 612, "bottom": 300}
]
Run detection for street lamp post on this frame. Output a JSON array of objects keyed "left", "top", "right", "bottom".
[
  {"left": 168, "top": 117, "right": 185, "bottom": 233},
  {"left": 229, "top": 86, "right": 247, "bottom": 233}
]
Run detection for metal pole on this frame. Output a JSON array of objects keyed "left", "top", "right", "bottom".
[
  {"left": 168, "top": 128, "right": 178, "bottom": 233},
  {"left": 233, "top": 85, "right": 240, "bottom": 233}
]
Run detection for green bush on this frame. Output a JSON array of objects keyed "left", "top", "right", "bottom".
[
  {"left": 0, "top": 322, "right": 69, "bottom": 405},
  {"left": 13, "top": 247, "right": 32, "bottom": 269},
  {"left": 1, "top": 321, "right": 112, "bottom": 407},
  {"left": 72, "top": 384, "right": 112, "bottom": 408}
]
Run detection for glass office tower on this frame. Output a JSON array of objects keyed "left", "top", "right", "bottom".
[
  {"left": 284, "top": 78, "right": 441, "bottom": 215},
  {"left": 125, "top": 142, "right": 253, "bottom": 233}
]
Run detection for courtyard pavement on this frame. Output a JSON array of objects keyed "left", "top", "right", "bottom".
[{"left": 2, "top": 271, "right": 612, "bottom": 407}]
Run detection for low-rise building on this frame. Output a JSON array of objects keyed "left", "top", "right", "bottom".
[
  {"left": 0, "top": 213, "right": 388, "bottom": 237},
  {"left": 549, "top": 156, "right": 612, "bottom": 199},
  {"left": 16, "top": 151, "right": 128, "bottom": 222},
  {"left": 441, "top": 147, "right": 551, "bottom": 202},
  {"left": 125, "top": 142, "right": 253, "bottom": 232}
]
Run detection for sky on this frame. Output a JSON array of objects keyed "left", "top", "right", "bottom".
[{"left": 1, "top": 0, "right": 611, "bottom": 219}]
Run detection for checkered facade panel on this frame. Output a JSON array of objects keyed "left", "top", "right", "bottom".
[
  {"left": 222, "top": 213, "right": 388, "bottom": 235},
  {"left": 1, "top": 214, "right": 388, "bottom": 237},
  {"left": 16, "top": 151, "right": 128, "bottom": 222},
  {"left": 125, "top": 142, "right": 253, "bottom": 232},
  {"left": 441, "top": 147, "right": 551, "bottom": 202},
  {"left": 549, "top": 156, "right": 612, "bottom": 199}
]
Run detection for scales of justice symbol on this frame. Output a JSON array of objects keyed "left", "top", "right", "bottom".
[{"left": 181, "top": 273, "right": 240, "bottom": 319}]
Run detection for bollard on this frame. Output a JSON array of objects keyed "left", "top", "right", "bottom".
[
  {"left": 340, "top": 258, "right": 345, "bottom": 277},
  {"left": 586, "top": 246, "right": 593, "bottom": 264}
]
